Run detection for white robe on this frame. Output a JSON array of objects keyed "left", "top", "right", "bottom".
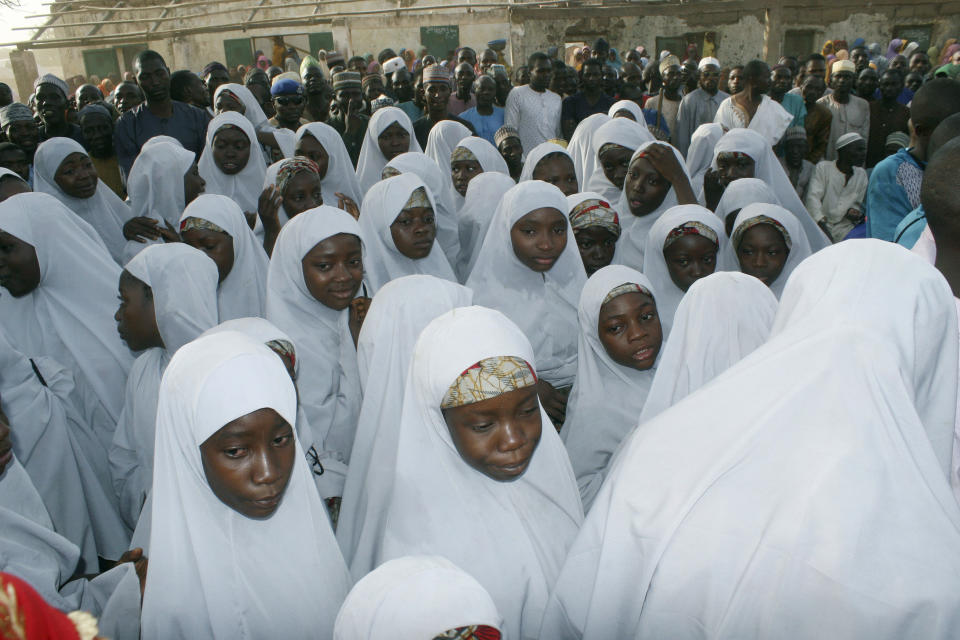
[
  {"left": 713, "top": 94, "right": 794, "bottom": 146},
  {"left": 455, "top": 172, "right": 516, "bottom": 282}
]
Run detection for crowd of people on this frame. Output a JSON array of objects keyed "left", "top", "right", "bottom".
[{"left": 0, "top": 30, "right": 959, "bottom": 639}]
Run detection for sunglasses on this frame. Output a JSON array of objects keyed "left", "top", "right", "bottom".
[{"left": 275, "top": 96, "right": 304, "bottom": 106}]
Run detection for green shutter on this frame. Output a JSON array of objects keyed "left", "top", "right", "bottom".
[
  {"left": 420, "top": 25, "right": 460, "bottom": 59},
  {"left": 308, "top": 32, "right": 335, "bottom": 57},
  {"left": 82, "top": 48, "right": 120, "bottom": 80},
  {"left": 224, "top": 38, "right": 253, "bottom": 69}
]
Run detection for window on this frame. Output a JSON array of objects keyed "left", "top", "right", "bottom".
[
  {"left": 893, "top": 25, "right": 933, "bottom": 52},
  {"left": 783, "top": 30, "right": 816, "bottom": 60}
]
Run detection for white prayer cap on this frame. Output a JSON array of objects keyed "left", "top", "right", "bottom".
[
  {"left": 836, "top": 132, "right": 865, "bottom": 150},
  {"left": 383, "top": 56, "right": 406, "bottom": 74},
  {"left": 698, "top": 57, "right": 721, "bottom": 70}
]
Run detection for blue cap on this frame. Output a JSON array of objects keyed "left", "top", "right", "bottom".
[{"left": 270, "top": 78, "right": 303, "bottom": 96}]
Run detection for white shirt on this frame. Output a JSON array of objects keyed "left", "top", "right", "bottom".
[{"left": 504, "top": 85, "right": 562, "bottom": 153}]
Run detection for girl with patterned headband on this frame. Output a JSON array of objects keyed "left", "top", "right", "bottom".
[
  {"left": 725, "top": 202, "right": 812, "bottom": 297},
  {"left": 567, "top": 191, "right": 621, "bottom": 276}
]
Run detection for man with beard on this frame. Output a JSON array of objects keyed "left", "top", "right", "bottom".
[
  {"left": 33, "top": 74, "right": 84, "bottom": 145},
  {"left": 114, "top": 50, "right": 210, "bottom": 178},
  {"left": 817, "top": 59, "right": 870, "bottom": 160},
  {"left": 413, "top": 64, "right": 475, "bottom": 148},
  {"left": 113, "top": 81, "right": 144, "bottom": 115},
  {"left": 391, "top": 67, "right": 422, "bottom": 123},
  {"left": 326, "top": 71, "right": 368, "bottom": 165},
  {"left": 561, "top": 58, "right": 615, "bottom": 140},
  {"left": 866, "top": 70, "right": 910, "bottom": 169},
  {"left": 504, "top": 52, "right": 561, "bottom": 152},
  {"left": 78, "top": 103, "right": 123, "bottom": 197},
  {"left": 674, "top": 56, "right": 728, "bottom": 155},
  {"left": 449, "top": 62, "right": 477, "bottom": 115},
  {"left": 169, "top": 70, "right": 209, "bottom": 110}
]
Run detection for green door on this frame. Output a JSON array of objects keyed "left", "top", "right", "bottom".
[
  {"left": 224, "top": 38, "right": 254, "bottom": 69},
  {"left": 308, "top": 32, "right": 335, "bottom": 57},
  {"left": 420, "top": 25, "right": 460, "bottom": 59},
  {"left": 82, "top": 48, "right": 120, "bottom": 80}
]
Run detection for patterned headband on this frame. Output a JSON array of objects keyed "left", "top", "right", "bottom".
[
  {"left": 732, "top": 215, "right": 792, "bottom": 251},
  {"left": 451, "top": 145, "right": 479, "bottom": 165},
  {"left": 180, "top": 216, "right": 228, "bottom": 235},
  {"left": 440, "top": 355, "right": 537, "bottom": 409},
  {"left": 663, "top": 221, "right": 719, "bottom": 250},
  {"left": 276, "top": 157, "right": 320, "bottom": 194},
  {"left": 569, "top": 198, "right": 620, "bottom": 237},
  {"left": 403, "top": 185, "right": 431, "bottom": 209},
  {"left": 265, "top": 339, "right": 296, "bottom": 373},
  {"left": 602, "top": 282, "right": 652, "bottom": 306}
]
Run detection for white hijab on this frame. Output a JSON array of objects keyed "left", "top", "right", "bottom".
[
  {"left": 449, "top": 135, "right": 510, "bottom": 210},
  {"left": 296, "top": 122, "right": 365, "bottom": 206},
  {"left": 378, "top": 305, "right": 583, "bottom": 640},
  {"left": 455, "top": 171, "right": 516, "bottom": 282},
  {"left": 584, "top": 117, "right": 655, "bottom": 204},
  {"left": 641, "top": 204, "right": 729, "bottom": 334},
  {"left": 214, "top": 83, "right": 294, "bottom": 163},
  {"left": 638, "top": 271, "right": 777, "bottom": 423},
  {"left": 265, "top": 206, "right": 363, "bottom": 462},
  {"left": 355, "top": 106, "right": 421, "bottom": 194},
  {"left": 519, "top": 141, "right": 575, "bottom": 184},
  {"left": 334, "top": 555, "right": 503, "bottom": 640},
  {"left": 713, "top": 177, "right": 780, "bottom": 226},
  {"left": 180, "top": 193, "right": 269, "bottom": 321},
  {"left": 686, "top": 122, "right": 724, "bottom": 197},
  {"left": 128, "top": 140, "right": 195, "bottom": 229},
  {"left": 567, "top": 112, "right": 610, "bottom": 186},
  {"left": 337, "top": 275, "right": 473, "bottom": 578},
  {"left": 32, "top": 137, "right": 130, "bottom": 263},
  {"left": 423, "top": 119, "right": 472, "bottom": 189},
  {"left": 198, "top": 111, "right": 267, "bottom": 213},
  {"left": 142, "top": 331, "right": 350, "bottom": 640},
  {"left": 541, "top": 240, "right": 960, "bottom": 639},
  {"left": 561, "top": 265, "right": 660, "bottom": 511},
  {"left": 725, "top": 202, "right": 813, "bottom": 298},
  {"left": 607, "top": 99, "right": 643, "bottom": 121},
  {"left": 0, "top": 193, "right": 133, "bottom": 424},
  {"left": 711, "top": 128, "right": 830, "bottom": 250},
  {"left": 613, "top": 140, "right": 691, "bottom": 270},
  {"left": 466, "top": 180, "right": 586, "bottom": 387},
  {"left": 356, "top": 173, "right": 456, "bottom": 292}
]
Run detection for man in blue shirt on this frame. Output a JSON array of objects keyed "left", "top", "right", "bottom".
[{"left": 460, "top": 75, "right": 504, "bottom": 146}]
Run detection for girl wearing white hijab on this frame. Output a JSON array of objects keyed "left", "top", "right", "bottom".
[
  {"left": 198, "top": 111, "right": 267, "bottom": 215},
  {"left": 213, "top": 83, "right": 296, "bottom": 162},
  {"left": 449, "top": 135, "right": 510, "bottom": 210},
  {"left": 424, "top": 119, "right": 472, "bottom": 184},
  {"left": 455, "top": 171, "right": 516, "bottom": 281},
  {"left": 519, "top": 142, "right": 579, "bottom": 195},
  {"left": 32, "top": 137, "right": 131, "bottom": 262},
  {"left": 180, "top": 193, "right": 269, "bottom": 321},
  {"left": 296, "top": 121, "right": 364, "bottom": 207},
  {"left": 357, "top": 173, "right": 456, "bottom": 292},
  {"left": 334, "top": 555, "right": 503, "bottom": 640},
  {"left": 607, "top": 99, "right": 643, "bottom": 121},
  {"left": 638, "top": 271, "right": 777, "bottom": 423},
  {"left": 266, "top": 206, "right": 364, "bottom": 466},
  {"left": 466, "top": 181, "right": 586, "bottom": 423},
  {"left": 566, "top": 112, "right": 610, "bottom": 186},
  {"left": 726, "top": 202, "right": 812, "bottom": 298},
  {"left": 337, "top": 275, "right": 472, "bottom": 578},
  {"left": 641, "top": 204, "right": 728, "bottom": 334},
  {"left": 355, "top": 106, "right": 421, "bottom": 194},
  {"left": 584, "top": 117, "right": 655, "bottom": 204},
  {"left": 542, "top": 240, "right": 960, "bottom": 639},
  {"left": 142, "top": 331, "right": 351, "bottom": 640},
  {"left": 110, "top": 243, "right": 220, "bottom": 530},
  {"left": 685, "top": 122, "right": 724, "bottom": 199},
  {"left": 713, "top": 176, "right": 780, "bottom": 232},
  {"left": 377, "top": 305, "right": 583, "bottom": 640},
  {"left": 561, "top": 265, "right": 663, "bottom": 511}
]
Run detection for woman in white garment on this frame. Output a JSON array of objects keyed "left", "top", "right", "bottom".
[
  {"left": 542, "top": 240, "right": 960, "bottom": 639},
  {"left": 686, "top": 122, "right": 724, "bottom": 201},
  {"left": 213, "top": 82, "right": 296, "bottom": 162},
  {"left": 32, "top": 137, "right": 131, "bottom": 262},
  {"left": 449, "top": 136, "right": 510, "bottom": 210},
  {"left": 355, "top": 106, "right": 422, "bottom": 194},
  {"left": 179, "top": 193, "right": 269, "bottom": 321},
  {"left": 466, "top": 180, "right": 585, "bottom": 426},
  {"left": 584, "top": 117, "right": 655, "bottom": 204},
  {"left": 295, "top": 121, "right": 364, "bottom": 208},
  {"left": 334, "top": 555, "right": 503, "bottom": 640},
  {"left": 607, "top": 99, "right": 643, "bottom": 122},
  {"left": 357, "top": 173, "right": 456, "bottom": 292},
  {"left": 713, "top": 177, "right": 781, "bottom": 235},
  {"left": 142, "top": 331, "right": 351, "bottom": 639},
  {"left": 424, "top": 119, "right": 472, "bottom": 191},
  {"left": 456, "top": 172, "right": 516, "bottom": 281},
  {"left": 638, "top": 271, "right": 777, "bottom": 423},
  {"left": 519, "top": 142, "right": 579, "bottom": 196},
  {"left": 337, "top": 275, "right": 472, "bottom": 578},
  {"left": 725, "top": 202, "right": 813, "bottom": 298},
  {"left": 566, "top": 112, "right": 610, "bottom": 186},
  {"left": 377, "top": 305, "right": 583, "bottom": 640},
  {"left": 561, "top": 265, "right": 663, "bottom": 511},
  {"left": 109, "top": 243, "right": 220, "bottom": 531},
  {"left": 198, "top": 111, "right": 267, "bottom": 216}
]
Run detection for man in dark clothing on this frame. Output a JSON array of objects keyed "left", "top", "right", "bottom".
[
  {"left": 413, "top": 64, "right": 475, "bottom": 149},
  {"left": 560, "top": 58, "right": 615, "bottom": 140},
  {"left": 169, "top": 70, "right": 209, "bottom": 110},
  {"left": 866, "top": 70, "right": 910, "bottom": 169},
  {"left": 325, "top": 71, "right": 369, "bottom": 166},
  {"left": 33, "top": 74, "right": 84, "bottom": 145}
]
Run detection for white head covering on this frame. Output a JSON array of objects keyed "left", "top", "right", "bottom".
[
  {"left": 180, "top": 193, "right": 269, "bottom": 321},
  {"left": 356, "top": 173, "right": 456, "bottom": 292},
  {"left": 213, "top": 82, "right": 270, "bottom": 131},
  {"left": 520, "top": 141, "right": 576, "bottom": 184},
  {"left": 607, "top": 99, "right": 644, "bottom": 122},
  {"left": 713, "top": 177, "right": 780, "bottom": 225},
  {"left": 423, "top": 119, "right": 472, "bottom": 187},
  {"left": 542, "top": 240, "right": 960, "bottom": 638},
  {"left": 32, "top": 137, "right": 130, "bottom": 262},
  {"left": 711, "top": 128, "right": 830, "bottom": 250},
  {"left": 265, "top": 206, "right": 363, "bottom": 460},
  {"left": 698, "top": 56, "right": 721, "bottom": 70},
  {"left": 562, "top": 265, "right": 660, "bottom": 510},
  {"left": 726, "top": 202, "right": 813, "bottom": 298},
  {"left": 355, "top": 106, "right": 421, "bottom": 194},
  {"left": 584, "top": 118, "right": 656, "bottom": 204},
  {"left": 613, "top": 140, "right": 691, "bottom": 270},
  {"left": 466, "top": 180, "right": 586, "bottom": 386},
  {"left": 686, "top": 122, "right": 724, "bottom": 197},
  {"left": 567, "top": 112, "right": 610, "bottom": 185},
  {"left": 0, "top": 167, "right": 26, "bottom": 186},
  {"left": 142, "top": 135, "right": 184, "bottom": 149},
  {"left": 455, "top": 171, "right": 516, "bottom": 282},
  {"left": 198, "top": 111, "right": 267, "bottom": 213},
  {"left": 638, "top": 271, "right": 777, "bottom": 423},
  {"left": 334, "top": 555, "right": 503, "bottom": 640},
  {"left": 295, "top": 122, "right": 364, "bottom": 207},
  {"left": 379, "top": 305, "right": 583, "bottom": 639},
  {"left": 142, "top": 331, "right": 351, "bottom": 639},
  {"left": 641, "top": 204, "right": 729, "bottom": 334},
  {"left": 336, "top": 275, "right": 473, "bottom": 578},
  {"left": 0, "top": 193, "right": 132, "bottom": 421},
  {"left": 449, "top": 136, "right": 510, "bottom": 210},
  {"left": 128, "top": 140, "right": 195, "bottom": 229}
]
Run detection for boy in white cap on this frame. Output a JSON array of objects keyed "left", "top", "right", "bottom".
[
  {"left": 674, "top": 56, "right": 728, "bottom": 155},
  {"left": 805, "top": 131, "right": 868, "bottom": 241}
]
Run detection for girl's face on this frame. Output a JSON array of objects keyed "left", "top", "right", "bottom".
[
  {"left": 377, "top": 122, "right": 410, "bottom": 161},
  {"left": 451, "top": 159, "right": 482, "bottom": 196},
  {"left": 0, "top": 176, "right": 30, "bottom": 203},
  {"left": 715, "top": 152, "right": 756, "bottom": 186},
  {"left": 624, "top": 156, "right": 670, "bottom": 216},
  {"left": 532, "top": 153, "right": 578, "bottom": 196},
  {"left": 282, "top": 170, "right": 323, "bottom": 218},
  {"left": 0, "top": 231, "right": 40, "bottom": 298},
  {"left": 599, "top": 145, "right": 632, "bottom": 190},
  {"left": 573, "top": 226, "right": 617, "bottom": 276},
  {"left": 115, "top": 270, "right": 162, "bottom": 352},
  {"left": 215, "top": 92, "right": 245, "bottom": 115},
  {"left": 212, "top": 128, "right": 251, "bottom": 175},
  {"left": 510, "top": 207, "right": 568, "bottom": 273},
  {"left": 300, "top": 233, "right": 363, "bottom": 310},
  {"left": 442, "top": 385, "right": 542, "bottom": 482},
  {"left": 294, "top": 134, "right": 329, "bottom": 179},
  {"left": 736, "top": 223, "right": 789, "bottom": 287},
  {"left": 181, "top": 228, "right": 235, "bottom": 283},
  {"left": 390, "top": 206, "right": 436, "bottom": 259},
  {"left": 199, "top": 408, "right": 296, "bottom": 519},
  {"left": 663, "top": 234, "right": 718, "bottom": 292},
  {"left": 183, "top": 162, "right": 205, "bottom": 206},
  {"left": 54, "top": 152, "right": 98, "bottom": 199},
  {"left": 597, "top": 291, "right": 662, "bottom": 370}
]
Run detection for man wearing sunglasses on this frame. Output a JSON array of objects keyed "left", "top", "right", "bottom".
[{"left": 269, "top": 78, "right": 310, "bottom": 132}]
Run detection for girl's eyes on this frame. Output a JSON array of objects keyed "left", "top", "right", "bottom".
[
  {"left": 521, "top": 404, "right": 539, "bottom": 416},
  {"left": 469, "top": 422, "right": 494, "bottom": 433},
  {"left": 224, "top": 447, "right": 246, "bottom": 458},
  {"left": 606, "top": 322, "right": 624, "bottom": 334},
  {"left": 349, "top": 258, "right": 362, "bottom": 267},
  {"left": 272, "top": 433, "right": 293, "bottom": 446},
  {"left": 640, "top": 312, "right": 656, "bottom": 322}
]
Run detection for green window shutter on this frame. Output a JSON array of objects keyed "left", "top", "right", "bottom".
[
  {"left": 420, "top": 25, "right": 460, "bottom": 59},
  {"left": 224, "top": 38, "right": 253, "bottom": 69},
  {"left": 308, "top": 32, "right": 335, "bottom": 57},
  {"left": 82, "top": 48, "right": 121, "bottom": 80}
]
